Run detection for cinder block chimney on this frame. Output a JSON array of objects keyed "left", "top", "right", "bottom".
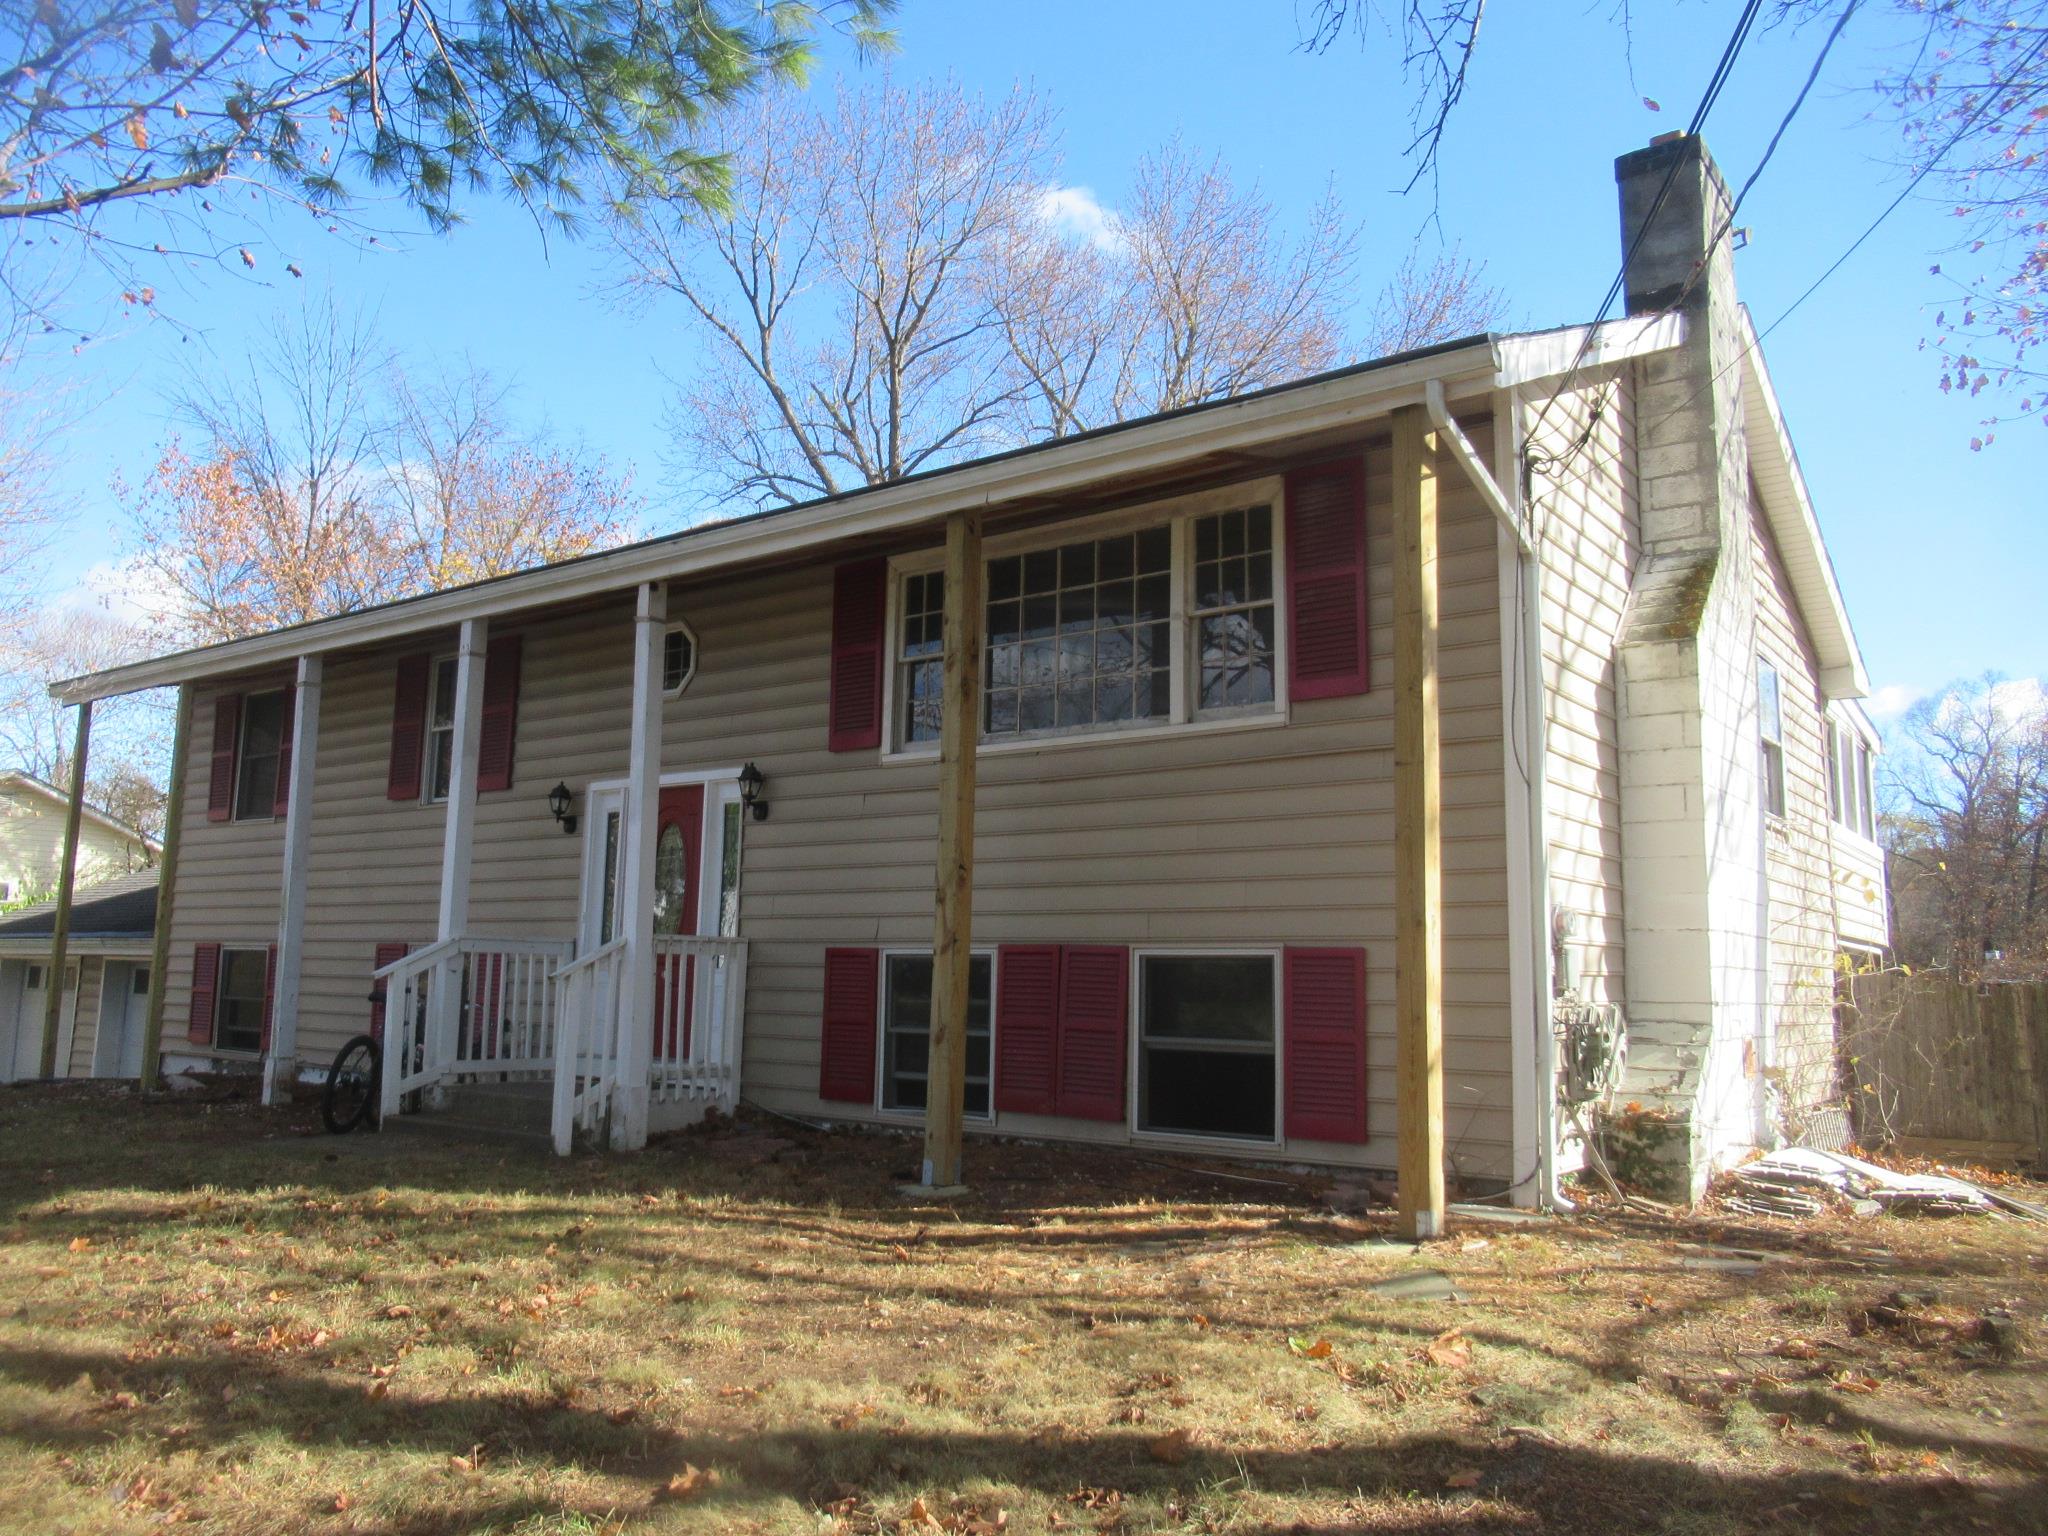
[{"left": 1607, "top": 132, "right": 1769, "bottom": 1200}]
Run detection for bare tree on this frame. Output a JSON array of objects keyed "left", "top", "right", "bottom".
[
  {"left": 1362, "top": 243, "right": 1508, "bottom": 356},
  {"left": 388, "top": 364, "right": 636, "bottom": 588},
  {"left": 125, "top": 301, "right": 635, "bottom": 643},
  {"left": 1885, "top": 675, "right": 2048, "bottom": 977},
  {"left": 1115, "top": 141, "right": 1362, "bottom": 415},
  {"left": 614, "top": 78, "right": 1054, "bottom": 508}
]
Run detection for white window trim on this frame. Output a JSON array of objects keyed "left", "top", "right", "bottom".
[
  {"left": 872, "top": 945, "right": 997, "bottom": 1127},
  {"left": 662, "top": 619, "right": 699, "bottom": 699},
  {"left": 232, "top": 686, "right": 288, "bottom": 823},
  {"left": 879, "top": 476, "right": 1290, "bottom": 763},
  {"left": 1128, "top": 944, "right": 1285, "bottom": 1151},
  {"left": 1826, "top": 715, "right": 1884, "bottom": 850},
  {"left": 1757, "top": 659, "right": 1787, "bottom": 825},
  {"left": 422, "top": 653, "right": 458, "bottom": 806}
]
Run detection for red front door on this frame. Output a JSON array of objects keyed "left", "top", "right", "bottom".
[{"left": 651, "top": 784, "right": 704, "bottom": 1058}]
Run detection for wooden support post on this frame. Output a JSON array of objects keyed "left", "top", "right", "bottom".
[
  {"left": 140, "top": 687, "right": 191, "bottom": 1092},
  {"left": 615, "top": 581, "right": 667, "bottom": 1151},
  {"left": 1392, "top": 404, "right": 1446, "bottom": 1241},
  {"left": 922, "top": 510, "right": 983, "bottom": 1191},
  {"left": 264, "top": 654, "right": 322, "bottom": 1106},
  {"left": 40, "top": 701, "right": 92, "bottom": 1079}
]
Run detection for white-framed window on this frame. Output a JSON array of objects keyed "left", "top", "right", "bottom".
[
  {"left": 24, "top": 963, "right": 44, "bottom": 990},
  {"left": 233, "top": 688, "right": 287, "bottom": 821},
  {"left": 878, "top": 949, "right": 993, "bottom": 1121},
  {"left": 424, "top": 655, "right": 459, "bottom": 803},
  {"left": 885, "top": 480, "right": 1287, "bottom": 755},
  {"left": 214, "top": 947, "right": 267, "bottom": 1054},
  {"left": 663, "top": 621, "right": 698, "bottom": 698},
  {"left": 1757, "top": 660, "right": 1786, "bottom": 820},
  {"left": 1133, "top": 949, "right": 1280, "bottom": 1144},
  {"left": 1825, "top": 718, "right": 1879, "bottom": 840}
]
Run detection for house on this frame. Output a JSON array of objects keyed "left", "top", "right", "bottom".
[
  {"left": 0, "top": 770, "right": 159, "bottom": 909},
  {"left": 44, "top": 133, "right": 1887, "bottom": 1206},
  {"left": 0, "top": 872, "right": 158, "bottom": 1081}
]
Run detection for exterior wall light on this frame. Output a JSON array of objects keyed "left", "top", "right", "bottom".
[
  {"left": 738, "top": 762, "right": 769, "bottom": 822},
  {"left": 547, "top": 781, "right": 578, "bottom": 834}
]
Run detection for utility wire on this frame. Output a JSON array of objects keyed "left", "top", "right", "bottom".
[{"left": 1522, "top": 0, "right": 1766, "bottom": 463}]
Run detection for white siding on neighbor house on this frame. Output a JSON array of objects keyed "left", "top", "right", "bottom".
[
  {"left": 1528, "top": 368, "right": 1637, "bottom": 1026},
  {"left": 162, "top": 435, "right": 1520, "bottom": 1177},
  {"left": 1748, "top": 488, "right": 1843, "bottom": 1131},
  {"left": 0, "top": 791, "right": 151, "bottom": 905}
]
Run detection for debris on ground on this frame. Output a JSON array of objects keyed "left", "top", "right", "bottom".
[
  {"left": 1721, "top": 1147, "right": 2041, "bottom": 1220},
  {"left": 1366, "top": 1269, "right": 1465, "bottom": 1302}
]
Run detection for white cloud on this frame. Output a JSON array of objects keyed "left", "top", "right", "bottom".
[
  {"left": 51, "top": 559, "right": 177, "bottom": 632},
  {"left": 1863, "top": 684, "right": 1921, "bottom": 722},
  {"left": 1036, "top": 184, "right": 1125, "bottom": 253}
]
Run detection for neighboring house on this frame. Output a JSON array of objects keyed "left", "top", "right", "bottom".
[
  {"left": 0, "top": 770, "right": 159, "bottom": 909},
  {"left": 0, "top": 872, "right": 158, "bottom": 1082},
  {"left": 48, "top": 134, "right": 1885, "bottom": 1202}
]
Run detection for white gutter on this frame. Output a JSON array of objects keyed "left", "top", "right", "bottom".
[{"left": 55, "top": 346, "right": 1502, "bottom": 705}]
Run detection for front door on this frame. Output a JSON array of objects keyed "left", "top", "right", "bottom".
[{"left": 652, "top": 784, "right": 705, "bottom": 1058}]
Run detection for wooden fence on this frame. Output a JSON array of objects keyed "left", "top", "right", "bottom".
[{"left": 1840, "top": 972, "right": 2048, "bottom": 1168}]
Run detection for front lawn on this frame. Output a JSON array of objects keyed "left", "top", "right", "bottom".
[{"left": 0, "top": 1082, "right": 2042, "bottom": 1535}]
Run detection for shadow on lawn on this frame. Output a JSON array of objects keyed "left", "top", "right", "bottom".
[{"left": 0, "top": 1335, "right": 2035, "bottom": 1536}]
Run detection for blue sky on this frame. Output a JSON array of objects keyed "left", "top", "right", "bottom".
[{"left": 20, "top": 0, "right": 2045, "bottom": 718}]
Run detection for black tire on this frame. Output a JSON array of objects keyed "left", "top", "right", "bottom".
[{"left": 322, "top": 1035, "right": 381, "bottom": 1134}]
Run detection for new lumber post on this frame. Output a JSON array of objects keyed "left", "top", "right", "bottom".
[
  {"left": 139, "top": 686, "right": 192, "bottom": 1092},
  {"left": 39, "top": 700, "right": 93, "bottom": 1079},
  {"left": 1392, "top": 403, "right": 1447, "bottom": 1240},
  {"left": 923, "top": 508, "right": 984, "bottom": 1191}
]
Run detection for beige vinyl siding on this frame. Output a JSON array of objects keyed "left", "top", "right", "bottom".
[
  {"left": 1530, "top": 369, "right": 1636, "bottom": 1017},
  {"left": 0, "top": 791, "right": 151, "bottom": 903},
  {"left": 1749, "top": 486, "right": 1840, "bottom": 1130},
  {"left": 163, "top": 433, "right": 1516, "bottom": 1176}
]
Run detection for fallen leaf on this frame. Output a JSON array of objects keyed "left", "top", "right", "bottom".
[
  {"left": 1445, "top": 1467, "right": 1483, "bottom": 1489},
  {"left": 606, "top": 1405, "right": 637, "bottom": 1425},
  {"left": 1421, "top": 1329, "right": 1473, "bottom": 1370},
  {"left": 68, "top": 1236, "right": 92, "bottom": 1252},
  {"left": 383, "top": 1304, "right": 413, "bottom": 1319},
  {"left": 1288, "top": 1336, "right": 1333, "bottom": 1359},
  {"left": 330, "top": 1492, "right": 352, "bottom": 1513},
  {"left": 664, "top": 1463, "right": 718, "bottom": 1500}
]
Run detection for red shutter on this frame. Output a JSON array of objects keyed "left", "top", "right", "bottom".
[
  {"left": 188, "top": 942, "right": 221, "bottom": 1044},
  {"left": 368, "top": 942, "right": 411, "bottom": 1044},
  {"left": 476, "top": 633, "right": 522, "bottom": 792},
  {"left": 272, "top": 684, "right": 296, "bottom": 817},
  {"left": 206, "top": 694, "right": 241, "bottom": 822},
  {"left": 818, "top": 946, "right": 879, "bottom": 1102},
  {"left": 828, "top": 559, "right": 888, "bottom": 752},
  {"left": 386, "top": 654, "right": 431, "bottom": 801},
  {"left": 1283, "top": 947, "right": 1368, "bottom": 1143},
  {"left": 993, "top": 945, "right": 1060, "bottom": 1115},
  {"left": 1285, "top": 457, "right": 1370, "bottom": 700},
  {"left": 1055, "top": 945, "right": 1128, "bottom": 1122},
  {"left": 260, "top": 943, "right": 278, "bottom": 1051}
]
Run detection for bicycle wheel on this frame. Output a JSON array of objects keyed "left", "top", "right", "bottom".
[{"left": 321, "top": 1035, "right": 381, "bottom": 1134}]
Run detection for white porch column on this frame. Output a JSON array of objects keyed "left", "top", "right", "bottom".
[
  {"left": 431, "top": 619, "right": 488, "bottom": 1081},
  {"left": 612, "top": 581, "right": 666, "bottom": 1150},
  {"left": 263, "top": 654, "right": 322, "bottom": 1106}
]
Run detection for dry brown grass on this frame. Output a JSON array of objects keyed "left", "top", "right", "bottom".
[{"left": 0, "top": 1080, "right": 2043, "bottom": 1535}]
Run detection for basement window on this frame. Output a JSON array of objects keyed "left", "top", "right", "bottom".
[
  {"left": 1135, "top": 952, "right": 1278, "bottom": 1142},
  {"left": 1757, "top": 660, "right": 1787, "bottom": 820},
  {"left": 214, "top": 947, "right": 268, "bottom": 1055},
  {"left": 879, "top": 951, "right": 992, "bottom": 1120}
]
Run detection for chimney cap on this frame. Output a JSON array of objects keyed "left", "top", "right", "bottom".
[{"left": 1649, "top": 130, "right": 1685, "bottom": 148}]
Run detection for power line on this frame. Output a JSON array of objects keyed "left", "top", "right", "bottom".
[{"left": 1522, "top": 0, "right": 1767, "bottom": 463}]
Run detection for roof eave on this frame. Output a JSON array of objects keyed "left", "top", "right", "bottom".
[{"left": 54, "top": 338, "right": 1507, "bottom": 706}]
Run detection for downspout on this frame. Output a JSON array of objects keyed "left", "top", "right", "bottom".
[{"left": 1424, "top": 379, "right": 1569, "bottom": 1212}]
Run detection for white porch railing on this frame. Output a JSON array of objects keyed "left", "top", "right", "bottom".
[
  {"left": 650, "top": 936, "right": 748, "bottom": 1109},
  {"left": 549, "top": 936, "right": 630, "bottom": 1155},
  {"left": 376, "top": 937, "right": 574, "bottom": 1123}
]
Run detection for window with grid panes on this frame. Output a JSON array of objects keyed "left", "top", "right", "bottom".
[
  {"left": 984, "top": 526, "right": 1173, "bottom": 738},
  {"left": 1192, "top": 504, "right": 1277, "bottom": 711},
  {"left": 899, "top": 570, "right": 946, "bottom": 744}
]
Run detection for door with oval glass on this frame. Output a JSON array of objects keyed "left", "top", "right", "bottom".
[{"left": 651, "top": 784, "right": 704, "bottom": 1058}]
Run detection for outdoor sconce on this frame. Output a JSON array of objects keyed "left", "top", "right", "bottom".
[
  {"left": 547, "top": 781, "right": 578, "bottom": 835},
  {"left": 738, "top": 762, "right": 769, "bottom": 822}
]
